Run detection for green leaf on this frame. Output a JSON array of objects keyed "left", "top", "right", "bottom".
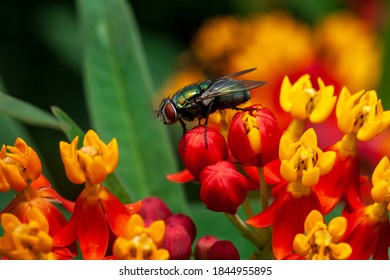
[
  {"left": 51, "top": 106, "right": 85, "bottom": 141},
  {"left": 76, "top": 0, "right": 188, "bottom": 213},
  {"left": 51, "top": 106, "right": 133, "bottom": 202},
  {"left": 0, "top": 92, "right": 60, "bottom": 130}
]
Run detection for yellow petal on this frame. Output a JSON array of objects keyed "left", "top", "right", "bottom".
[
  {"left": 126, "top": 214, "right": 144, "bottom": 238},
  {"left": 278, "top": 134, "right": 295, "bottom": 160},
  {"left": 372, "top": 157, "right": 390, "bottom": 185},
  {"left": 304, "top": 210, "right": 323, "bottom": 234},
  {"left": 357, "top": 120, "right": 382, "bottom": 141},
  {"left": 310, "top": 93, "right": 336, "bottom": 123},
  {"left": 300, "top": 128, "right": 317, "bottom": 147},
  {"left": 329, "top": 243, "right": 352, "bottom": 260},
  {"left": 371, "top": 180, "right": 388, "bottom": 203},
  {"left": 87, "top": 156, "right": 108, "bottom": 184},
  {"left": 62, "top": 157, "right": 85, "bottom": 184},
  {"left": 148, "top": 220, "right": 165, "bottom": 245},
  {"left": 317, "top": 151, "right": 336, "bottom": 175},
  {"left": 1, "top": 213, "right": 21, "bottom": 231},
  {"left": 328, "top": 216, "right": 347, "bottom": 243},
  {"left": 302, "top": 167, "right": 320, "bottom": 186},
  {"left": 280, "top": 160, "right": 297, "bottom": 182},
  {"left": 280, "top": 76, "right": 293, "bottom": 112},
  {"left": 293, "top": 234, "right": 310, "bottom": 256}
]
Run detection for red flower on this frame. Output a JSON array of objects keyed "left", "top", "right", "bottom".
[
  {"left": 200, "top": 161, "right": 248, "bottom": 214},
  {"left": 247, "top": 182, "right": 322, "bottom": 259},
  {"left": 53, "top": 183, "right": 141, "bottom": 260},
  {"left": 313, "top": 140, "right": 364, "bottom": 213},
  {"left": 178, "top": 125, "right": 228, "bottom": 179},
  {"left": 342, "top": 204, "right": 389, "bottom": 259},
  {"left": 228, "top": 105, "right": 281, "bottom": 167}
]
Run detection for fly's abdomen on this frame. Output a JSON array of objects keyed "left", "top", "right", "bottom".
[{"left": 218, "top": 90, "right": 251, "bottom": 108}]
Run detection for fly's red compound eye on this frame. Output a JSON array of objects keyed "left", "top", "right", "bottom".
[{"left": 164, "top": 102, "right": 177, "bottom": 124}]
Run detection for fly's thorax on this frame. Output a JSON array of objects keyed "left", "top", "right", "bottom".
[{"left": 173, "top": 81, "right": 212, "bottom": 109}]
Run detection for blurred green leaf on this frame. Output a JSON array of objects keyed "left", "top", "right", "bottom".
[
  {"left": 51, "top": 106, "right": 133, "bottom": 202},
  {"left": 51, "top": 106, "right": 85, "bottom": 141},
  {"left": 77, "top": 0, "right": 188, "bottom": 213},
  {"left": 0, "top": 92, "right": 60, "bottom": 130}
]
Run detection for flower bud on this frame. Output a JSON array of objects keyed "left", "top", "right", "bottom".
[
  {"left": 165, "top": 214, "right": 197, "bottom": 243},
  {"left": 161, "top": 224, "right": 192, "bottom": 260},
  {"left": 138, "top": 197, "right": 172, "bottom": 225},
  {"left": 194, "top": 235, "right": 219, "bottom": 260},
  {"left": 200, "top": 161, "right": 248, "bottom": 214},
  {"left": 228, "top": 105, "right": 281, "bottom": 166},
  {"left": 178, "top": 125, "right": 228, "bottom": 179},
  {"left": 207, "top": 240, "right": 240, "bottom": 260}
]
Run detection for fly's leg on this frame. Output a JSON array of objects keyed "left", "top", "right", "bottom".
[
  {"left": 179, "top": 118, "right": 188, "bottom": 150},
  {"left": 203, "top": 101, "right": 215, "bottom": 149}
]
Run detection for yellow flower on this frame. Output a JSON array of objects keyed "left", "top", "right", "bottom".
[
  {"left": 279, "top": 128, "right": 336, "bottom": 188},
  {"left": 293, "top": 210, "right": 352, "bottom": 260},
  {"left": 280, "top": 75, "right": 336, "bottom": 123},
  {"left": 113, "top": 214, "right": 169, "bottom": 260},
  {"left": 0, "top": 207, "right": 56, "bottom": 260},
  {"left": 336, "top": 88, "right": 390, "bottom": 141},
  {"left": 0, "top": 138, "right": 42, "bottom": 192},
  {"left": 315, "top": 12, "right": 382, "bottom": 91},
  {"left": 60, "top": 130, "right": 118, "bottom": 184},
  {"left": 371, "top": 156, "right": 390, "bottom": 207}
]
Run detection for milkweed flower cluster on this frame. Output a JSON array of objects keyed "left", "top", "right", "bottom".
[{"left": 0, "top": 131, "right": 197, "bottom": 260}]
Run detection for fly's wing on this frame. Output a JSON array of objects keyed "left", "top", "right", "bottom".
[
  {"left": 218, "top": 68, "right": 257, "bottom": 79},
  {"left": 196, "top": 78, "right": 266, "bottom": 103}
]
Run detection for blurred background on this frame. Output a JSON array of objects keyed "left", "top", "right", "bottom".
[{"left": 0, "top": 0, "right": 389, "bottom": 201}]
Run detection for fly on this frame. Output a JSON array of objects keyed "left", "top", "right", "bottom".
[{"left": 157, "top": 68, "right": 266, "bottom": 140}]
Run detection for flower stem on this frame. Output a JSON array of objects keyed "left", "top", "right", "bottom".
[
  {"left": 258, "top": 166, "right": 268, "bottom": 211},
  {"left": 225, "top": 213, "right": 267, "bottom": 249}
]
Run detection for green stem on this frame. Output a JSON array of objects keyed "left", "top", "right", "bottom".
[
  {"left": 258, "top": 166, "right": 268, "bottom": 211},
  {"left": 242, "top": 199, "right": 254, "bottom": 219},
  {"left": 225, "top": 213, "right": 266, "bottom": 249}
]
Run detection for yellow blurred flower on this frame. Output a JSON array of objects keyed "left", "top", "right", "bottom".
[
  {"left": 113, "top": 214, "right": 169, "bottom": 260},
  {"left": 315, "top": 12, "right": 382, "bottom": 92},
  {"left": 0, "top": 207, "right": 56, "bottom": 260},
  {"left": 293, "top": 210, "right": 351, "bottom": 260}
]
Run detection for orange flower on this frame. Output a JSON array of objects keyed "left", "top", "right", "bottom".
[
  {"left": 60, "top": 130, "right": 118, "bottom": 184},
  {"left": 0, "top": 138, "right": 41, "bottom": 192},
  {"left": 55, "top": 130, "right": 141, "bottom": 259}
]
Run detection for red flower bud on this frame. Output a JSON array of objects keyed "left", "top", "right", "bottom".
[
  {"left": 179, "top": 125, "right": 228, "bottom": 179},
  {"left": 207, "top": 240, "right": 240, "bottom": 260},
  {"left": 138, "top": 197, "right": 172, "bottom": 225},
  {"left": 200, "top": 161, "right": 248, "bottom": 214},
  {"left": 165, "top": 214, "right": 197, "bottom": 243},
  {"left": 161, "top": 224, "right": 192, "bottom": 260},
  {"left": 228, "top": 105, "right": 281, "bottom": 166},
  {"left": 194, "top": 235, "right": 219, "bottom": 260}
]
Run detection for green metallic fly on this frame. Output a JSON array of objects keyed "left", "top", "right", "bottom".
[{"left": 157, "top": 68, "right": 266, "bottom": 132}]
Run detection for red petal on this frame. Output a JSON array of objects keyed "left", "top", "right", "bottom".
[
  {"left": 272, "top": 193, "right": 321, "bottom": 260},
  {"left": 101, "top": 188, "right": 133, "bottom": 237},
  {"left": 372, "top": 221, "right": 389, "bottom": 260},
  {"left": 313, "top": 151, "right": 361, "bottom": 214},
  {"left": 77, "top": 201, "right": 109, "bottom": 260},
  {"left": 166, "top": 168, "right": 195, "bottom": 183},
  {"left": 342, "top": 209, "right": 376, "bottom": 259},
  {"left": 246, "top": 188, "right": 289, "bottom": 228},
  {"left": 53, "top": 194, "right": 85, "bottom": 247}
]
